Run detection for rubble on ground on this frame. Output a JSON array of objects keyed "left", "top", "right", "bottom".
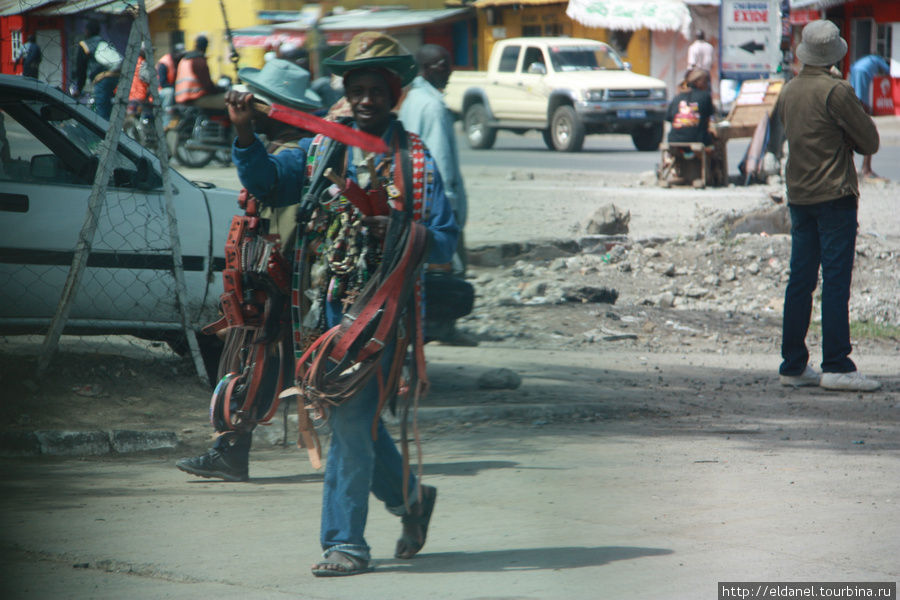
[{"left": 461, "top": 204, "right": 900, "bottom": 351}]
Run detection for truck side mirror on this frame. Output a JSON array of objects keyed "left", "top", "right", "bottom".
[{"left": 527, "top": 62, "right": 547, "bottom": 75}]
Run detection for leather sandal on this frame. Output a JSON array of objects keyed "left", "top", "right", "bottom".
[
  {"left": 311, "top": 550, "right": 372, "bottom": 577},
  {"left": 395, "top": 485, "right": 437, "bottom": 559}
]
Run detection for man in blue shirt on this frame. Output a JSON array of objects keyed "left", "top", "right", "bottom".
[
  {"left": 178, "top": 32, "right": 458, "bottom": 578},
  {"left": 849, "top": 54, "right": 889, "bottom": 179},
  {"left": 14, "top": 34, "right": 41, "bottom": 79},
  {"left": 399, "top": 45, "right": 467, "bottom": 235},
  {"left": 399, "top": 44, "right": 475, "bottom": 345}
]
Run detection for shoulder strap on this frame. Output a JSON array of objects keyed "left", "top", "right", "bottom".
[{"left": 397, "top": 125, "right": 414, "bottom": 220}]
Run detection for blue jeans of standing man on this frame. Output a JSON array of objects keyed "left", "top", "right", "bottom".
[
  {"left": 319, "top": 335, "right": 417, "bottom": 562},
  {"left": 780, "top": 199, "right": 858, "bottom": 376},
  {"left": 92, "top": 75, "right": 118, "bottom": 121}
]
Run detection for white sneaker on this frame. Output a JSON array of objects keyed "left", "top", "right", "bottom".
[
  {"left": 819, "top": 371, "right": 882, "bottom": 392},
  {"left": 780, "top": 365, "right": 821, "bottom": 387}
]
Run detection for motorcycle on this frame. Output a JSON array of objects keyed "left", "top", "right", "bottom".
[
  {"left": 123, "top": 101, "right": 159, "bottom": 153},
  {"left": 166, "top": 104, "right": 234, "bottom": 168},
  {"left": 166, "top": 77, "right": 234, "bottom": 168}
]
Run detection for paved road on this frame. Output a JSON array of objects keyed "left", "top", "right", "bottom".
[
  {"left": 2, "top": 345, "right": 898, "bottom": 600},
  {"left": 458, "top": 128, "right": 900, "bottom": 182},
  {"left": 176, "top": 115, "right": 900, "bottom": 187}
]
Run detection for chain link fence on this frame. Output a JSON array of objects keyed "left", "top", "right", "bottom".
[{"left": 0, "top": 0, "right": 225, "bottom": 386}]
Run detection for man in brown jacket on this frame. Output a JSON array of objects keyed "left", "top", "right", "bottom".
[{"left": 775, "top": 20, "right": 881, "bottom": 392}]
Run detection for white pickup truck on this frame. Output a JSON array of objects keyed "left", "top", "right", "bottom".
[{"left": 444, "top": 37, "right": 669, "bottom": 152}]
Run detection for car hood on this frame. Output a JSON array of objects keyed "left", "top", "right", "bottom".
[{"left": 548, "top": 70, "right": 667, "bottom": 91}]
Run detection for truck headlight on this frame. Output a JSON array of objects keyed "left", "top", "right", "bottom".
[
  {"left": 650, "top": 88, "right": 667, "bottom": 100},
  {"left": 584, "top": 89, "right": 606, "bottom": 102}
]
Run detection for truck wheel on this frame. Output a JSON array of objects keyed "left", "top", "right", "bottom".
[
  {"left": 464, "top": 104, "right": 497, "bottom": 149},
  {"left": 550, "top": 105, "right": 585, "bottom": 152},
  {"left": 631, "top": 123, "right": 664, "bottom": 152},
  {"left": 541, "top": 129, "right": 555, "bottom": 150}
]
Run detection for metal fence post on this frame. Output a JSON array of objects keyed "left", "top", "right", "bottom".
[{"left": 37, "top": 19, "right": 143, "bottom": 377}]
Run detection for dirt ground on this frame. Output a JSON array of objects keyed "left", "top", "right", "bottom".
[{"left": 1, "top": 167, "right": 898, "bottom": 450}]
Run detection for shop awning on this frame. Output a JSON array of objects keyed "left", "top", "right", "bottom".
[
  {"left": 469, "top": 0, "right": 565, "bottom": 7},
  {"left": 566, "top": 0, "right": 693, "bottom": 37},
  {"left": 0, "top": 0, "right": 56, "bottom": 16},
  {"left": 0, "top": 0, "right": 167, "bottom": 16},
  {"left": 34, "top": 0, "right": 166, "bottom": 15},
  {"left": 294, "top": 7, "right": 472, "bottom": 33},
  {"left": 790, "top": 0, "right": 850, "bottom": 8},
  {"left": 236, "top": 8, "right": 475, "bottom": 49}
]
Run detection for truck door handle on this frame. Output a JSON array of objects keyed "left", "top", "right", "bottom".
[{"left": 0, "top": 193, "right": 29, "bottom": 213}]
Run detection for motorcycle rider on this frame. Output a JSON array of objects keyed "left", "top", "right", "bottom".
[{"left": 175, "top": 35, "right": 226, "bottom": 109}]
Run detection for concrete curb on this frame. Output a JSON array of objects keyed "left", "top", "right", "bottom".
[
  {"left": 0, "top": 429, "right": 178, "bottom": 458},
  {"left": 0, "top": 404, "right": 606, "bottom": 458}
]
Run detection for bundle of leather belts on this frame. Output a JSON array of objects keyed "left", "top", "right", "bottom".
[
  {"left": 282, "top": 130, "right": 431, "bottom": 476},
  {"left": 203, "top": 189, "right": 293, "bottom": 438}
]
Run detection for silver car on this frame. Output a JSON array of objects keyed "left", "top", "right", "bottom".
[{"left": 0, "top": 74, "right": 238, "bottom": 380}]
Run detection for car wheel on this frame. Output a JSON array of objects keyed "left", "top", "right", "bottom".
[
  {"left": 541, "top": 128, "right": 555, "bottom": 150},
  {"left": 631, "top": 123, "right": 664, "bottom": 152},
  {"left": 464, "top": 104, "right": 497, "bottom": 150},
  {"left": 550, "top": 105, "right": 585, "bottom": 152},
  {"left": 173, "top": 119, "right": 214, "bottom": 168}
]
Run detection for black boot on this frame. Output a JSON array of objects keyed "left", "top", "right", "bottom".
[{"left": 175, "top": 448, "right": 249, "bottom": 482}]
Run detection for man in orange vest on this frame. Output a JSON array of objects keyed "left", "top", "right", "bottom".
[
  {"left": 128, "top": 45, "right": 152, "bottom": 109},
  {"left": 175, "top": 35, "right": 226, "bottom": 109},
  {"left": 156, "top": 42, "right": 184, "bottom": 127},
  {"left": 124, "top": 45, "right": 152, "bottom": 135}
]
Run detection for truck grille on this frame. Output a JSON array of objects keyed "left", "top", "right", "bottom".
[{"left": 608, "top": 90, "right": 652, "bottom": 99}]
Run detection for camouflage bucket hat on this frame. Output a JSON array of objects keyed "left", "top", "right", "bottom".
[{"left": 323, "top": 31, "right": 418, "bottom": 86}]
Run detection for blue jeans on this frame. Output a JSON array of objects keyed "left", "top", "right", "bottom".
[
  {"left": 320, "top": 338, "right": 417, "bottom": 561},
  {"left": 92, "top": 76, "right": 118, "bottom": 121},
  {"left": 780, "top": 201, "right": 857, "bottom": 376}
]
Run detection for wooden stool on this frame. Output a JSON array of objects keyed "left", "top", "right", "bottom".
[{"left": 659, "top": 141, "right": 713, "bottom": 188}]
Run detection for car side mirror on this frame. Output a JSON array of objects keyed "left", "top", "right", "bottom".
[
  {"left": 527, "top": 62, "right": 547, "bottom": 75},
  {"left": 30, "top": 154, "right": 62, "bottom": 180},
  {"left": 134, "top": 156, "right": 162, "bottom": 191}
]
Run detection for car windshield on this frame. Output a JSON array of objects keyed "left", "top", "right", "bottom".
[
  {"left": 1, "top": 93, "right": 153, "bottom": 188},
  {"left": 549, "top": 45, "right": 625, "bottom": 72}
]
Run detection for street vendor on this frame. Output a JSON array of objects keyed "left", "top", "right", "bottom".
[
  {"left": 179, "top": 32, "right": 458, "bottom": 577},
  {"left": 666, "top": 69, "right": 715, "bottom": 147},
  {"left": 661, "top": 69, "right": 718, "bottom": 186}
]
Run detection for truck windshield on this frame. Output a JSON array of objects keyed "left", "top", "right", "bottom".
[{"left": 549, "top": 46, "right": 625, "bottom": 72}]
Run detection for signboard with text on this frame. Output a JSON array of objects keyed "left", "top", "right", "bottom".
[
  {"left": 872, "top": 76, "right": 898, "bottom": 116},
  {"left": 720, "top": 0, "right": 780, "bottom": 79}
]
